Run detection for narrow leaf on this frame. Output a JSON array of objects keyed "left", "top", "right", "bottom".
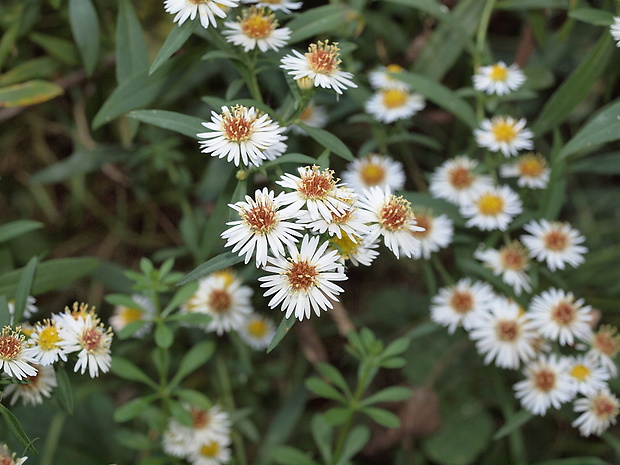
[
  {"left": 311, "top": 414, "right": 333, "bottom": 463},
  {"left": 154, "top": 321, "right": 174, "bottom": 349},
  {"left": 54, "top": 364, "right": 74, "bottom": 414},
  {"left": 128, "top": 109, "right": 205, "bottom": 139},
  {"left": 12, "top": 256, "right": 38, "bottom": 325},
  {"left": 0, "top": 220, "right": 43, "bottom": 244},
  {"left": 177, "top": 252, "right": 244, "bottom": 285},
  {"left": 316, "top": 362, "right": 351, "bottom": 397},
  {"left": 361, "top": 407, "right": 401, "bottom": 429},
  {"left": 336, "top": 425, "right": 370, "bottom": 465},
  {"left": 114, "top": 395, "right": 156, "bottom": 423},
  {"left": 69, "top": 0, "right": 100, "bottom": 75},
  {"left": 359, "top": 386, "right": 412, "bottom": 407},
  {"left": 568, "top": 8, "right": 614, "bottom": 26},
  {"left": 493, "top": 410, "right": 533, "bottom": 440},
  {"left": 111, "top": 357, "right": 158, "bottom": 389},
  {"left": 116, "top": 0, "right": 149, "bottom": 82},
  {"left": 286, "top": 5, "right": 359, "bottom": 44},
  {"left": 532, "top": 458, "right": 608, "bottom": 465},
  {"left": 305, "top": 377, "right": 347, "bottom": 403},
  {"left": 0, "top": 80, "right": 63, "bottom": 108},
  {"left": 161, "top": 282, "right": 199, "bottom": 317},
  {"left": 149, "top": 21, "right": 196, "bottom": 75},
  {"left": 298, "top": 124, "right": 354, "bottom": 162},
  {"left": 169, "top": 340, "right": 216, "bottom": 388},
  {"left": 0, "top": 403, "right": 38, "bottom": 454},
  {"left": 273, "top": 446, "right": 321, "bottom": 465},
  {"left": 267, "top": 314, "right": 296, "bottom": 353}
]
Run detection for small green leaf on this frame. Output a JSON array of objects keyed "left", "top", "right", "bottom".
[
  {"left": 299, "top": 124, "right": 354, "bottom": 162},
  {"left": 0, "top": 80, "right": 63, "bottom": 108},
  {"left": 496, "top": 0, "right": 569, "bottom": 9},
  {"left": 381, "top": 337, "right": 411, "bottom": 359},
  {"left": 116, "top": 0, "right": 149, "bottom": 82},
  {"left": 117, "top": 320, "right": 149, "bottom": 339},
  {"left": 323, "top": 407, "right": 351, "bottom": 426},
  {"left": 161, "top": 282, "right": 199, "bottom": 317},
  {"left": 493, "top": 410, "right": 533, "bottom": 440},
  {"left": 316, "top": 362, "right": 351, "bottom": 397},
  {"left": 273, "top": 446, "right": 321, "bottom": 465},
  {"left": 169, "top": 340, "right": 216, "bottom": 388},
  {"left": 29, "top": 33, "right": 80, "bottom": 67},
  {"left": 168, "top": 398, "right": 193, "bottom": 426},
  {"left": 379, "top": 357, "right": 407, "bottom": 369},
  {"left": 177, "top": 252, "right": 244, "bottom": 285},
  {"left": 286, "top": 5, "right": 359, "bottom": 44},
  {"left": 0, "top": 220, "right": 43, "bottom": 244},
  {"left": 128, "top": 109, "right": 205, "bottom": 139},
  {"left": 336, "top": 425, "right": 370, "bottom": 465},
  {"left": 0, "top": 403, "right": 38, "bottom": 454},
  {"left": 568, "top": 8, "right": 614, "bottom": 26},
  {"left": 69, "top": 0, "right": 100, "bottom": 75},
  {"left": 111, "top": 356, "right": 158, "bottom": 389},
  {"left": 154, "top": 321, "right": 174, "bottom": 349},
  {"left": 114, "top": 395, "right": 156, "bottom": 423},
  {"left": 260, "top": 153, "right": 318, "bottom": 169},
  {"left": 361, "top": 407, "right": 401, "bottom": 429},
  {"left": 267, "top": 313, "right": 296, "bottom": 353},
  {"left": 311, "top": 414, "right": 333, "bottom": 464},
  {"left": 175, "top": 389, "right": 213, "bottom": 411},
  {"left": 150, "top": 21, "right": 197, "bottom": 75},
  {"left": 167, "top": 312, "right": 212, "bottom": 326},
  {"left": 54, "top": 364, "right": 74, "bottom": 415},
  {"left": 360, "top": 386, "right": 412, "bottom": 407},
  {"left": 305, "top": 377, "right": 347, "bottom": 403}
]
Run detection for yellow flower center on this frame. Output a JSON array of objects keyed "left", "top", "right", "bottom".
[
  {"left": 491, "top": 120, "right": 517, "bottom": 143},
  {"left": 247, "top": 319, "right": 269, "bottom": 338},
  {"left": 570, "top": 364, "right": 590, "bottom": 381},
  {"left": 477, "top": 193, "right": 504, "bottom": 216},
  {"left": 119, "top": 307, "right": 143, "bottom": 325},
  {"left": 359, "top": 163, "right": 386, "bottom": 186},
  {"left": 330, "top": 234, "right": 360, "bottom": 259},
  {"left": 37, "top": 326, "right": 61, "bottom": 350},
  {"left": 200, "top": 441, "right": 220, "bottom": 458},
  {"left": 381, "top": 89, "right": 408, "bottom": 109},
  {"left": 240, "top": 8, "right": 276, "bottom": 39},
  {"left": 489, "top": 64, "right": 508, "bottom": 82},
  {"left": 518, "top": 154, "right": 546, "bottom": 178},
  {"left": 386, "top": 64, "right": 404, "bottom": 73}
]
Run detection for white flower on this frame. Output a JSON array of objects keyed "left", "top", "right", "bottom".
[
  {"left": 258, "top": 235, "right": 348, "bottom": 321},
  {"left": 109, "top": 294, "right": 155, "bottom": 338},
  {"left": 572, "top": 388, "right": 620, "bottom": 437},
  {"left": 474, "top": 241, "right": 531, "bottom": 295},
  {"left": 357, "top": 186, "right": 423, "bottom": 259},
  {"left": 430, "top": 278, "right": 495, "bottom": 334},
  {"left": 585, "top": 325, "right": 619, "bottom": 377},
  {"left": 365, "top": 89, "right": 425, "bottom": 124},
  {"left": 290, "top": 101, "right": 328, "bottom": 135},
  {"left": 188, "top": 435, "right": 232, "bottom": 465},
  {"left": 280, "top": 40, "right": 357, "bottom": 94},
  {"left": 198, "top": 105, "right": 287, "bottom": 168},
  {"left": 368, "top": 64, "right": 410, "bottom": 91},
  {"left": 460, "top": 184, "right": 523, "bottom": 231},
  {"left": 223, "top": 7, "right": 291, "bottom": 52},
  {"left": 410, "top": 210, "right": 454, "bottom": 260},
  {"left": 162, "top": 420, "right": 194, "bottom": 459},
  {"left": 342, "top": 153, "right": 406, "bottom": 194},
  {"left": 468, "top": 296, "right": 538, "bottom": 369},
  {"left": 429, "top": 155, "right": 493, "bottom": 206},
  {"left": 238, "top": 313, "right": 275, "bottom": 350},
  {"left": 221, "top": 188, "right": 304, "bottom": 267},
  {"left": 164, "top": 0, "right": 238, "bottom": 29},
  {"left": 514, "top": 355, "right": 576, "bottom": 416},
  {"left": 528, "top": 288, "right": 593, "bottom": 346},
  {"left": 0, "top": 444, "right": 27, "bottom": 465},
  {"left": 3, "top": 363, "right": 57, "bottom": 406},
  {"left": 0, "top": 326, "right": 37, "bottom": 380},
  {"left": 499, "top": 152, "right": 550, "bottom": 189},
  {"left": 611, "top": 16, "right": 620, "bottom": 47},
  {"left": 242, "top": 0, "right": 302, "bottom": 13},
  {"left": 473, "top": 61, "right": 526, "bottom": 96},
  {"left": 520, "top": 219, "right": 587, "bottom": 272},
  {"left": 7, "top": 296, "right": 38, "bottom": 323},
  {"left": 474, "top": 116, "right": 534, "bottom": 157},
  {"left": 329, "top": 234, "right": 380, "bottom": 267},
  {"left": 28, "top": 319, "right": 67, "bottom": 366},
  {"left": 566, "top": 355, "right": 610, "bottom": 397}
]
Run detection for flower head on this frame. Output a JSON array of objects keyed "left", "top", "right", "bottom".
[
  {"left": 329, "top": 233, "right": 380, "bottom": 267},
  {"left": 499, "top": 152, "right": 550, "bottom": 189},
  {"left": 109, "top": 294, "right": 155, "bottom": 338},
  {"left": 342, "top": 153, "right": 406, "bottom": 194},
  {"left": 368, "top": 64, "right": 410, "bottom": 91},
  {"left": 164, "top": 0, "right": 238, "bottom": 29},
  {"left": 429, "top": 155, "right": 493, "bottom": 206},
  {"left": 3, "top": 363, "right": 57, "bottom": 406},
  {"left": 223, "top": 7, "right": 291, "bottom": 52},
  {"left": 521, "top": 219, "right": 587, "bottom": 272},
  {"left": 238, "top": 313, "right": 275, "bottom": 350},
  {"left": 242, "top": 0, "right": 302, "bottom": 13},
  {"left": 566, "top": 355, "right": 610, "bottom": 397},
  {"left": 473, "top": 61, "right": 526, "bottom": 95},
  {"left": 409, "top": 209, "right": 454, "bottom": 260},
  {"left": 365, "top": 89, "right": 425, "bottom": 124},
  {"left": 611, "top": 16, "right": 620, "bottom": 47},
  {"left": 290, "top": 101, "right": 328, "bottom": 135},
  {"left": 573, "top": 388, "right": 620, "bottom": 436},
  {"left": 188, "top": 435, "right": 232, "bottom": 465},
  {"left": 7, "top": 296, "right": 38, "bottom": 324},
  {"left": 28, "top": 318, "right": 67, "bottom": 366},
  {"left": 475, "top": 116, "right": 534, "bottom": 157},
  {"left": 460, "top": 184, "right": 523, "bottom": 231},
  {"left": 0, "top": 326, "right": 37, "bottom": 380},
  {"left": 474, "top": 241, "right": 531, "bottom": 295},
  {"left": 585, "top": 325, "right": 620, "bottom": 376}
]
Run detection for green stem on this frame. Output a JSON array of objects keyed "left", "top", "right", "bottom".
[
  {"left": 431, "top": 254, "right": 454, "bottom": 287},
  {"left": 40, "top": 411, "right": 67, "bottom": 465},
  {"left": 216, "top": 355, "right": 248, "bottom": 465},
  {"left": 474, "top": 0, "right": 497, "bottom": 122},
  {"left": 492, "top": 370, "right": 528, "bottom": 465}
]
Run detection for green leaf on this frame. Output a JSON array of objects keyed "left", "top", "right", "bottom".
[
  {"left": 361, "top": 407, "right": 401, "bottom": 429},
  {"left": 311, "top": 414, "right": 333, "bottom": 463},
  {"left": 12, "top": 256, "right": 37, "bottom": 324},
  {"left": 568, "top": 8, "right": 614, "bottom": 26},
  {"left": 559, "top": 99, "right": 620, "bottom": 160},
  {"left": 167, "top": 311, "right": 212, "bottom": 326},
  {"left": 169, "top": 340, "right": 216, "bottom": 388},
  {"left": 161, "top": 282, "right": 199, "bottom": 317},
  {"left": 29, "top": 33, "right": 80, "bottom": 67},
  {"left": 381, "top": 336, "right": 411, "bottom": 359},
  {"left": 0, "top": 220, "right": 43, "bottom": 244},
  {"left": 336, "top": 425, "right": 370, "bottom": 465},
  {"left": 298, "top": 124, "right": 354, "bottom": 162},
  {"left": 68, "top": 0, "right": 100, "bottom": 75},
  {"left": 305, "top": 377, "right": 347, "bottom": 403},
  {"left": 267, "top": 313, "right": 296, "bottom": 353},
  {"left": 154, "top": 321, "right": 174, "bottom": 349},
  {"left": 177, "top": 252, "right": 244, "bottom": 285},
  {"left": 569, "top": 151, "right": 620, "bottom": 174},
  {"left": 383, "top": 0, "right": 450, "bottom": 18},
  {"left": 53, "top": 364, "right": 74, "bottom": 415},
  {"left": 0, "top": 257, "right": 99, "bottom": 298},
  {"left": 128, "top": 109, "right": 205, "bottom": 139},
  {"left": 273, "top": 446, "right": 321, "bottom": 465},
  {"left": 493, "top": 410, "right": 533, "bottom": 440},
  {"left": 0, "top": 296, "right": 9, "bottom": 328},
  {"left": 532, "top": 459, "right": 609, "bottom": 465},
  {"left": 260, "top": 153, "right": 318, "bottom": 169},
  {"left": 316, "top": 362, "right": 351, "bottom": 397},
  {"left": 532, "top": 33, "right": 613, "bottom": 136},
  {"left": 175, "top": 388, "right": 213, "bottom": 411},
  {"left": 0, "top": 80, "right": 63, "bottom": 108},
  {"left": 114, "top": 395, "right": 157, "bottom": 423},
  {"left": 396, "top": 72, "right": 477, "bottom": 129},
  {"left": 286, "top": 5, "right": 359, "bottom": 44},
  {"left": 0, "top": 57, "right": 60, "bottom": 87},
  {"left": 117, "top": 320, "right": 149, "bottom": 339},
  {"left": 0, "top": 403, "right": 38, "bottom": 454},
  {"left": 111, "top": 356, "right": 158, "bottom": 389},
  {"left": 150, "top": 21, "right": 197, "bottom": 75},
  {"left": 116, "top": 0, "right": 149, "bottom": 82},
  {"left": 496, "top": 0, "right": 569, "bottom": 9},
  {"left": 360, "top": 386, "right": 412, "bottom": 407},
  {"left": 323, "top": 407, "right": 351, "bottom": 426},
  {"left": 538, "top": 130, "right": 566, "bottom": 220}
]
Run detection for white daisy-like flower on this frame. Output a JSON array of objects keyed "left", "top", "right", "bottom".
[
  {"left": 610, "top": 16, "right": 620, "bottom": 47},
  {"left": 198, "top": 105, "right": 287, "bottom": 168},
  {"left": 368, "top": 64, "right": 410, "bottom": 91},
  {"left": 221, "top": 188, "right": 304, "bottom": 267},
  {"left": 3, "top": 363, "right": 57, "bottom": 406},
  {"left": 242, "top": 0, "right": 302, "bottom": 13},
  {"left": 276, "top": 165, "right": 350, "bottom": 222},
  {"left": 514, "top": 354, "right": 576, "bottom": 416},
  {"left": 499, "top": 152, "right": 550, "bottom": 189},
  {"left": 365, "top": 88, "right": 425, "bottom": 124},
  {"left": 280, "top": 40, "right": 357, "bottom": 94},
  {"left": 520, "top": 219, "right": 588, "bottom": 272},
  {"left": 8, "top": 296, "right": 38, "bottom": 323},
  {"left": 56, "top": 304, "right": 113, "bottom": 378},
  {"left": 566, "top": 355, "right": 610, "bottom": 396},
  {"left": 223, "top": 7, "right": 291, "bottom": 52},
  {"left": 342, "top": 153, "right": 406, "bottom": 194},
  {"left": 357, "top": 186, "right": 424, "bottom": 259},
  {"left": 162, "top": 420, "right": 194, "bottom": 459},
  {"left": 572, "top": 388, "right": 620, "bottom": 437},
  {"left": 528, "top": 288, "right": 593, "bottom": 346},
  {"left": 188, "top": 435, "right": 232, "bottom": 465},
  {"left": 0, "top": 326, "right": 37, "bottom": 380},
  {"left": 460, "top": 184, "right": 523, "bottom": 231},
  {"left": 585, "top": 325, "right": 619, "bottom": 377},
  {"left": 429, "top": 155, "right": 494, "bottom": 206},
  {"left": 474, "top": 241, "right": 531, "bottom": 295},
  {"left": 258, "top": 235, "right": 348, "bottom": 321},
  {"left": 473, "top": 61, "right": 526, "bottom": 96},
  {"left": 329, "top": 233, "right": 380, "bottom": 267},
  {"left": 28, "top": 318, "right": 67, "bottom": 366},
  {"left": 290, "top": 101, "right": 328, "bottom": 135},
  {"left": 474, "top": 116, "right": 534, "bottom": 157},
  {"left": 238, "top": 313, "right": 275, "bottom": 350},
  {"left": 164, "top": 0, "right": 238, "bottom": 29},
  {"left": 0, "top": 444, "right": 27, "bottom": 465},
  {"left": 409, "top": 209, "right": 454, "bottom": 260},
  {"left": 182, "top": 271, "right": 253, "bottom": 335},
  {"left": 109, "top": 294, "right": 155, "bottom": 338},
  {"left": 468, "top": 296, "right": 538, "bottom": 369},
  {"left": 430, "top": 278, "right": 495, "bottom": 334}
]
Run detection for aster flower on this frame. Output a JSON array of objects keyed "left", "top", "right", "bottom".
[
  {"left": 368, "top": 64, "right": 410, "bottom": 91},
  {"left": 109, "top": 294, "right": 155, "bottom": 337},
  {"left": 223, "top": 7, "right": 291, "bottom": 52},
  {"left": 8, "top": 296, "right": 38, "bottom": 323},
  {"left": 198, "top": 105, "right": 287, "bottom": 168},
  {"left": 0, "top": 444, "right": 27, "bottom": 465},
  {"left": 342, "top": 153, "right": 406, "bottom": 194},
  {"left": 514, "top": 355, "right": 576, "bottom": 415},
  {"left": 238, "top": 313, "right": 275, "bottom": 350},
  {"left": 280, "top": 40, "right": 357, "bottom": 94},
  {"left": 222, "top": 188, "right": 304, "bottom": 267},
  {"left": 258, "top": 235, "right": 348, "bottom": 321},
  {"left": 473, "top": 61, "right": 526, "bottom": 96},
  {"left": 468, "top": 296, "right": 538, "bottom": 369},
  {"left": 585, "top": 325, "right": 620, "bottom": 377},
  {"left": 528, "top": 288, "right": 593, "bottom": 346},
  {"left": 188, "top": 435, "right": 232, "bottom": 465},
  {"left": 290, "top": 101, "right": 328, "bottom": 135},
  {"left": 0, "top": 326, "right": 37, "bottom": 380},
  {"left": 242, "top": 0, "right": 302, "bottom": 13},
  {"left": 357, "top": 186, "right": 424, "bottom": 259},
  {"left": 3, "top": 363, "right": 57, "bottom": 406},
  {"left": 28, "top": 318, "right": 67, "bottom": 366},
  {"left": 430, "top": 278, "right": 495, "bottom": 334},
  {"left": 410, "top": 209, "right": 454, "bottom": 260},
  {"left": 460, "top": 184, "right": 523, "bottom": 231},
  {"left": 566, "top": 355, "right": 610, "bottom": 396},
  {"left": 164, "top": 0, "right": 238, "bottom": 29},
  {"left": 429, "top": 155, "right": 493, "bottom": 206},
  {"left": 499, "top": 152, "right": 550, "bottom": 189},
  {"left": 474, "top": 116, "right": 534, "bottom": 157},
  {"left": 163, "top": 420, "right": 194, "bottom": 459},
  {"left": 474, "top": 241, "right": 531, "bottom": 295},
  {"left": 365, "top": 88, "right": 425, "bottom": 124},
  {"left": 611, "top": 16, "right": 620, "bottom": 47},
  {"left": 520, "top": 219, "right": 587, "bottom": 272},
  {"left": 572, "top": 388, "right": 620, "bottom": 436}
]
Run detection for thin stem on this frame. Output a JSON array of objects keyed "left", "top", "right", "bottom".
[
  {"left": 40, "top": 411, "right": 67, "bottom": 465},
  {"left": 474, "top": 0, "right": 497, "bottom": 122},
  {"left": 492, "top": 370, "right": 528, "bottom": 465}
]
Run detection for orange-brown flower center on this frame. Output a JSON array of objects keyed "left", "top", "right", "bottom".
[
  {"left": 551, "top": 301, "right": 577, "bottom": 326},
  {"left": 500, "top": 243, "right": 528, "bottom": 271},
  {"left": 379, "top": 196, "right": 413, "bottom": 231},
  {"left": 191, "top": 408, "right": 211, "bottom": 429},
  {"left": 592, "top": 395, "right": 619, "bottom": 418},
  {"left": 208, "top": 290, "right": 232, "bottom": 313},
  {"left": 82, "top": 327, "right": 104, "bottom": 351},
  {"left": 240, "top": 8, "right": 276, "bottom": 39},
  {"left": 450, "top": 291, "right": 473, "bottom": 314},
  {"left": 518, "top": 154, "right": 546, "bottom": 178},
  {"left": 411, "top": 214, "right": 431, "bottom": 239},
  {"left": 241, "top": 200, "right": 278, "bottom": 234},
  {"left": 593, "top": 326, "right": 619, "bottom": 357},
  {"left": 543, "top": 229, "right": 568, "bottom": 251},
  {"left": 286, "top": 260, "right": 319, "bottom": 291},
  {"left": 496, "top": 319, "right": 519, "bottom": 342},
  {"left": 0, "top": 332, "right": 21, "bottom": 361},
  {"left": 448, "top": 166, "right": 473, "bottom": 190},
  {"left": 222, "top": 107, "right": 255, "bottom": 142},
  {"left": 298, "top": 167, "right": 336, "bottom": 200},
  {"left": 533, "top": 368, "right": 556, "bottom": 392}
]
